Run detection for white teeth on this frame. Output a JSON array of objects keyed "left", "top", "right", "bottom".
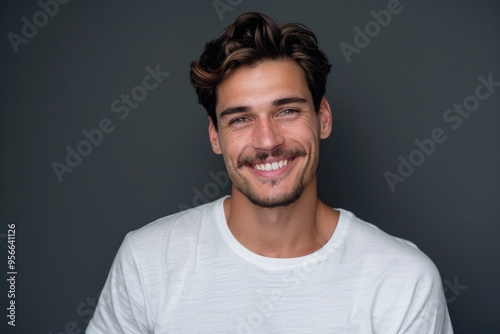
[{"left": 252, "top": 159, "right": 291, "bottom": 171}]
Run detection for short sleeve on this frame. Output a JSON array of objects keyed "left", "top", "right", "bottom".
[
  {"left": 86, "top": 233, "right": 153, "bottom": 334},
  {"left": 398, "top": 263, "right": 454, "bottom": 334}
]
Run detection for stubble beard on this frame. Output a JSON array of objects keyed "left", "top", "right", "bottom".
[{"left": 228, "top": 148, "right": 318, "bottom": 209}]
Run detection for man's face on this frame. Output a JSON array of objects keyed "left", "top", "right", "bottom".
[{"left": 208, "top": 59, "right": 332, "bottom": 208}]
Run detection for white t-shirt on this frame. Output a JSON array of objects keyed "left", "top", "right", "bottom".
[{"left": 86, "top": 196, "right": 453, "bottom": 333}]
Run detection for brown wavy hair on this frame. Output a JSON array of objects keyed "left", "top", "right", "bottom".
[{"left": 190, "top": 12, "right": 331, "bottom": 130}]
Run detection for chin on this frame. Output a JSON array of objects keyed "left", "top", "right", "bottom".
[{"left": 239, "top": 182, "right": 307, "bottom": 209}]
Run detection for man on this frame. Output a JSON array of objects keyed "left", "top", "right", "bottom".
[{"left": 87, "top": 12, "right": 453, "bottom": 333}]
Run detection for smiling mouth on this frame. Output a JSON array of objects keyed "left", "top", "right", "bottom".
[{"left": 250, "top": 158, "right": 293, "bottom": 171}]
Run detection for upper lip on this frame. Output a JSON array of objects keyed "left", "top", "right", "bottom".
[{"left": 239, "top": 149, "right": 305, "bottom": 168}]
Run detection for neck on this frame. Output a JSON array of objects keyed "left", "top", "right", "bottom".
[{"left": 224, "top": 178, "right": 339, "bottom": 258}]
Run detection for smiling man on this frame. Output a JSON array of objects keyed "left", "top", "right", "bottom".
[
  {"left": 206, "top": 58, "right": 337, "bottom": 259},
  {"left": 87, "top": 12, "right": 453, "bottom": 333}
]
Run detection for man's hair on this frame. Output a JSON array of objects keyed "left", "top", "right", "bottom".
[{"left": 190, "top": 12, "right": 331, "bottom": 130}]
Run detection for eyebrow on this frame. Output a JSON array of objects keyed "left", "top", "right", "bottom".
[{"left": 219, "top": 97, "right": 309, "bottom": 119}]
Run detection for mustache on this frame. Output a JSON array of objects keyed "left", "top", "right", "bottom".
[{"left": 238, "top": 148, "right": 306, "bottom": 168}]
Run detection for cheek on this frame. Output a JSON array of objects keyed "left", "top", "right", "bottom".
[
  {"left": 219, "top": 137, "right": 243, "bottom": 163},
  {"left": 287, "top": 126, "right": 319, "bottom": 146},
  {"left": 284, "top": 116, "right": 319, "bottom": 135}
]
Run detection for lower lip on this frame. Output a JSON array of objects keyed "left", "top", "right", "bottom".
[{"left": 245, "top": 158, "right": 295, "bottom": 178}]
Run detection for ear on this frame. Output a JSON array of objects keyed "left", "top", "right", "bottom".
[
  {"left": 208, "top": 116, "right": 222, "bottom": 154},
  {"left": 318, "top": 97, "right": 332, "bottom": 139}
]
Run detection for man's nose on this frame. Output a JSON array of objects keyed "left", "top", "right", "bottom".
[{"left": 252, "top": 119, "right": 284, "bottom": 150}]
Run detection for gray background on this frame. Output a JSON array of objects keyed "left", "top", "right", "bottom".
[{"left": 1, "top": 0, "right": 499, "bottom": 333}]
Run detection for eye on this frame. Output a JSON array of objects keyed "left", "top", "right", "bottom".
[
  {"left": 229, "top": 116, "right": 249, "bottom": 125},
  {"left": 279, "top": 109, "right": 299, "bottom": 116}
]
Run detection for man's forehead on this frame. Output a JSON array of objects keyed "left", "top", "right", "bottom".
[{"left": 215, "top": 59, "right": 312, "bottom": 114}]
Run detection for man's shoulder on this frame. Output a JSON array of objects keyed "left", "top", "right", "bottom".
[
  {"left": 339, "top": 209, "right": 440, "bottom": 278},
  {"left": 336, "top": 210, "right": 451, "bottom": 333},
  {"left": 124, "top": 197, "right": 225, "bottom": 254}
]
